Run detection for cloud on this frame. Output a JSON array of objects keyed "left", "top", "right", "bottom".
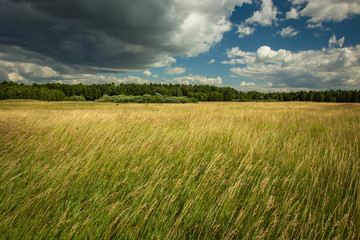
[
  {"left": 255, "top": 46, "right": 294, "bottom": 63},
  {"left": 291, "top": 0, "right": 307, "bottom": 4},
  {"left": 0, "top": 45, "right": 152, "bottom": 85},
  {"left": 59, "top": 75, "right": 150, "bottom": 85},
  {"left": 171, "top": 74, "right": 222, "bottom": 85},
  {"left": 222, "top": 59, "right": 248, "bottom": 65},
  {"left": 328, "top": 34, "right": 345, "bottom": 48},
  {"left": 208, "top": 59, "right": 216, "bottom": 64},
  {"left": 222, "top": 47, "right": 255, "bottom": 64},
  {"left": 100, "top": 75, "right": 150, "bottom": 85},
  {"left": 0, "top": 69, "right": 9, "bottom": 81},
  {"left": 228, "top": 45, "right": 360, "bottom": 90},
  {"left": 240, "top": 81, "right": 256, "bottom": 87},
  {"left": 306, "top": 22, "right": 331, "bottom": 31},
  {"left": 0, "top": 60, "right": 59, "bottom": 81},
  {"left": 307, "top": 22, "right": 322, "bottom": 29},
  {"left": 236, "top": 24, "right": 255, "bottom": 38},
  {"left": 142, "top": 70, "right": 152, "bottom": 77},
  {"left": 286, "top": 8, "right": 299, "bottom": 19},
  {"left": 226, "top": 47, "right": 255, "bottom": 58},
  {"left": 165, "top": 67, "right": 186, "bottom": 75},
  {"left": 0, "top": 59, "right": 151, "bottom": 85},
  {"left": 298, "top": 0, "right": 360, "bottom": 23},
  {"left": 277, "top": 26, "right": 299, "bottom": 38},
  {"left": 0, "top": 0, "right": 250, "bottom": 83},
  {"left": 235, "top": 82, "right": 310, "bottom": 92},
  {"left": 246, "top": 0, "right": 278, "bottom": 26}
]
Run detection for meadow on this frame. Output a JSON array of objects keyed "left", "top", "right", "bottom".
[{"left": 0, "top": 100, "right": 359, "bottom": 239}]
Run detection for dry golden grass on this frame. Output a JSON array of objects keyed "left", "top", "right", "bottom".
[{"left": 0, "top": 100, "right": 359, "bottom": 239}]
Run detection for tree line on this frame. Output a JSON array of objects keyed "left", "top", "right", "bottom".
[{"left": 0, "top": 81, "right": 359, "bottom": 103}]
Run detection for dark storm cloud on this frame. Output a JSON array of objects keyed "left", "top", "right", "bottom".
[
  {"left": 0, "top": 69, "right": 9, "bottom": 81},
  {"left": 0, "top": 0, "right": 183, "bottom": 72},
  {"left": 0, "top": 0, "right": 247, "bottom": 83}
]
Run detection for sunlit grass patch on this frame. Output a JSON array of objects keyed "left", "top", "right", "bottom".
[{"left": 0, "top": 100, "right": 359, "bottom": 239}]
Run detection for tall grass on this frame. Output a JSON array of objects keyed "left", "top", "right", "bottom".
[{"left": 0, "top": 100, "right": 359, "bottom": 239}]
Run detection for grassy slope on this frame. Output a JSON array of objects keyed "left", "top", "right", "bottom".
[{"left": 0, "top": 100, "right": 359, "bottom": 239}]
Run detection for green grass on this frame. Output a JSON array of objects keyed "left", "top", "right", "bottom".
[{"left": 0, "top": 100, "right": 359, "bottom": 239}]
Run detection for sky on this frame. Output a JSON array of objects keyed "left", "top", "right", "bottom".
[{"left": 0, "top": 0, "right": 360, "bottom": 92}]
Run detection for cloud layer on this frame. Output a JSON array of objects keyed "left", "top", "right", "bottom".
[
  {"left": 171, "top": 75, "right": 222, "bottom": 85},
  {"left": 225, "top": 39, "right": 360, "bottom": 90},
  {"left": 165, "top": 67, "right": 186, "bottom": 75},
  {"left": 142, "top": 70, "right": 152, "bottom": 78},
  {"left": 289, "top": 0, "right": 360, "bottom": 23},
  {"left": 278, "top": 27, "right": 299, "bottom": 38},
  {"left": 1, "top": 0, "right": 360, "bottom": 91},
  {"left": 246, "top": 0, "right": 278, "bottom": 26},
  {"left": 0, "top": 0, "right": 248, "bottom": 82}
]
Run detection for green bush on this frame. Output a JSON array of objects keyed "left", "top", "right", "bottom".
[{"left": 67, "top": 95, "right": 86, "bottom": 101}]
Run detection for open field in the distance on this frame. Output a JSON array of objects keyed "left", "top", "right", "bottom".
[{"left": 0, "top": 100, "right": 359, "bottom": 239}]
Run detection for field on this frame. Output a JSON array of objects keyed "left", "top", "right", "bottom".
[{"left": 0, "top": 100, "right": 359, "bottom": 239}]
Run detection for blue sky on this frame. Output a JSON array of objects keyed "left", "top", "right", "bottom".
[{"left": 1, "top": 0, "right": 360, "bottom": 92}]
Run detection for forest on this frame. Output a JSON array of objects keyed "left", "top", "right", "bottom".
[{"left": 0, "top": 81, "right": 359, "bottom": 103}]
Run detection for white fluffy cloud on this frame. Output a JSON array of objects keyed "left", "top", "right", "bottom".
[
  {"left": 226, "top": 45, "right": 360, "bottom": 90},
  {"left": 0, "top": 60, "right": 59, "bottom": 83},
  {"left": 298, "top": 0, "right": 360, "bottom": 23},
  {"left": 222, "top": 47, "right": 256, "bottom": 65},
  {"left": 172, "top": 74, "right": 222, "bottom": 85},
  {"left": 329, "top": 34, "right": 345, "bottom": 48},
  {"left": 234, "top": 0, "right": 277, "bottom": 39},
  {"left": 208, "top": 59, "right": 216, "bottom": 64},
  {"left": 235, "top": 81, "right": 309, "bottom": 92},
  {"left": 278, "top": 26, "right": 299, "bottom": 38},
  {"left": 246, "top": 0, "right": 278, "bottom": 26},
  {"left": 307, "top": 22, "right": 322, "bottom": 29},
  {"left": 226, "top": 47, "right": 255, "bottom": 58},
  {"left": 0, "top": 59, "right": 151, "bottom": 85},
  {"left": 291, "top": 0, "right": 307, "bottom": 4},
  {"left": 236, "top": 24, "right": 255, "bottom": 38},
  {"left": 165, "top": 67, "right": 186, "bottom": 75},
  {"left": 286, "top": 8, "right": 299, "bottom": 19},
  {"left": 240, "top": 81, "right": 256, "bottom": 87},
  {"left": 222, "top": 59, "right": 248, "bottom": 65},
  {"left": 142, "top": 70, "right": 152, "bottom": 77},
  {"left": 165, "top": 0, "right": 252, "bottom": 57},
  {"left": 0, "top": 50, "right": 153, "bottom": 85}
]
